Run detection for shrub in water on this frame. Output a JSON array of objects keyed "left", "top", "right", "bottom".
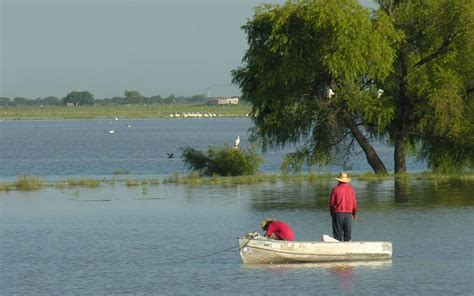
[{"left": 181, "top": 145, "right": 262, "bottom": 176}]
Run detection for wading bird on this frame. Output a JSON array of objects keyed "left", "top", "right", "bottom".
[
  {"left": 327, "top": 88, "right": 335, "bottom": 99},
  {"left": 234, "top": 136, "right": 240, "bottom": 149},
  {"left": 377, "top": 89, "right": 384, "bottom": 99}
]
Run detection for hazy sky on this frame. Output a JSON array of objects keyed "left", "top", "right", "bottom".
[{"left": 1, "top": 0, "right": 376, "bottom": 99}]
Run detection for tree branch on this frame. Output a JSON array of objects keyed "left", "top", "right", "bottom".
[
  {"left": 377, "top": 0, "right": 399, "bottom": 18},
  {"left": 328, "top": 131, "right": 352, "bottom": 149},
  {"left": 342, "top": 138, "right": 356, "bottom": 163},
  {"left": 412, "top": 36, "right": 453, "bottom": 69}
]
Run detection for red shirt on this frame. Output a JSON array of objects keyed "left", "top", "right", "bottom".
[
  {"left": 265, "top": 221, "right": 294, "bottom": 241},
  {"left": 330, "top": 183, "right": 358, "bottom": 215}
]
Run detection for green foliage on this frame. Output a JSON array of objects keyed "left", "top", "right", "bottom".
[
  {"left": 233, "top": 0, "right": 473, "bottom": 173},
  {"left": 232, "top": 0, "right": 400, "bottom": 173},
  {"left": 123, "top": 90, "right": 144, "bottom": 104},
  {"left": 1, "top": 91, "right": 220, "bottom": 107},
  {"left": 62, "top": 91, "right": 95, "bottom": 106},
  {"left": 181, "top": 145, "right": 263, "bottom": 176},
  {"left": 378, "top": 0, "right": 474, "bottom": 172}
]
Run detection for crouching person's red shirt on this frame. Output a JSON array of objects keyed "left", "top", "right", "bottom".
[{"left": 265, "top": 221, "right": 294, "bottom": 241}]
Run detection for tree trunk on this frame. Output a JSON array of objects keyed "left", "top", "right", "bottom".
[
  {"left": 394, "top": 52, "right": 409, "bottom": 174},
  {"left": 344, "top": 113, "right": 388, "bottom": 175},
  {"left": 394, "top": 133, "right": 407, "bottom": 173}
]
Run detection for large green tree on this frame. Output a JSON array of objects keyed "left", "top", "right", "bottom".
[
  {"left": 233, "top": 0, "right": 473, "bottom": 174},
  {"left": 232, "top": 0, "right": 401, "bottom": 174},
  {"left": 377, "top": 0, "right": 474, "bottom": 173}
]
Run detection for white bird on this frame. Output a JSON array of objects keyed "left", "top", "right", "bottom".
[
  {"left": 327, "top": 88, "right": 335, "bottom": 99},
  {"left": 115, "top": 117, "right": 119, "bottom": 121},
  {"left": 234, "top": 136, "right": 240, "bottom": 149},
  {"left": 109, "top": 129, "right": 114, "bottom": 134},
  {"left": 128, "top": 124, "right": 131, "bottom": 128},
  {"left": 377, "top": 89, "right": 384, "bottom": 99}
]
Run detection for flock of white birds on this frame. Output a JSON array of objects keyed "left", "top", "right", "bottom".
[{"left": 169, "top": 112, "right": 220, "bottom": 118}]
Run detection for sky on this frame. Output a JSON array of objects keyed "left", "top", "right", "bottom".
[{"left": 0, "top": 0, "right": 377, "bottom": 99}]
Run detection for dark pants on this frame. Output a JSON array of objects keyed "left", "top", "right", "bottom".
[{"left": 332, "top": 212, "right": 352, "bottom": 242}]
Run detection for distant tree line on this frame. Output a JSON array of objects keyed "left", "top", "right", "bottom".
[{"left": 0, "top": 90, "right": 216, "bottom": 107}]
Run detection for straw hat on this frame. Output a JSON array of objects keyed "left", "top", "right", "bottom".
[
  {"left": 261, "top": 218, "right": 274, "bottom": 229},
  {"left": 335, "top": 171, "right": 351, "bottom": 183}
]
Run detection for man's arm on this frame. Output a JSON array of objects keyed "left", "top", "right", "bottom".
[
  {"left": 265, "top": 223, "right": 276, "bottom": 238},
  {"left": 352, "top": 187, "right": 358, "bottom": 220}
]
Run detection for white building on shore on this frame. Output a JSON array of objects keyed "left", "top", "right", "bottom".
[{"left": 206, "top": 96, "right": 239, "bottom": 105}]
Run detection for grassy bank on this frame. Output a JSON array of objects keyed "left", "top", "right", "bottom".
[
  {"left": 1, "top": 173, "right": 474, "bottom": 192},
  {"left": 0, "top": 104, "right": 252, "bottom": 120}
]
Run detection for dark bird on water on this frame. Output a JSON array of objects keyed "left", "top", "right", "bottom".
[{"left": 167, "top": 153, "right": 174, "bottom": 159}]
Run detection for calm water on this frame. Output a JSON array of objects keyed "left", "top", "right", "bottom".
[
  {"left": 1, "top": 180, "right": 473, "bottom": 295},
  {"left": 0, "top": 118, "right": 424, "bottom": 180},
  {"left": 1, "top": 119, "right": 473, "bottom": 295}
]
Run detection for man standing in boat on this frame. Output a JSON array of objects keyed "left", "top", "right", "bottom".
[
  {"left": 330, "top": 172, "right": 358, "bottom": 242},
  {"left": 261, "top": 219, "right": 295, "bottom": 241}
]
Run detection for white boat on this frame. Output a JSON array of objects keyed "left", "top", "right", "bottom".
[{"left": 238, "top": 233, "right": 392, "bottom": 264}]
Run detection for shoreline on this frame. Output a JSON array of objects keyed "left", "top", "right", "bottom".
[{"left": 0, "top": 104, "right": 252, "bottom": 120}]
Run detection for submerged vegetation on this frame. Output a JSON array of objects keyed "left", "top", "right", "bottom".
[
  {"left": 14, "top": 176, "right": 44, "bottom": 191},
  {"left": 1, "top": 173, "right": 474, "bottom": 193}
]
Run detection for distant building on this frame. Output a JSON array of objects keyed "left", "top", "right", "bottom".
[{"left": 206, "top": 96, "right": 239, "bottom": 105}]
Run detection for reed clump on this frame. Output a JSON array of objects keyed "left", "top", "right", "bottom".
[
  {"left": 0, "top": 183, "right": 13, "bottom": 191},
  {"left": 66, "top": 178, "right": 101, "bottom": 188},
  {"left": 148, "top": 178, "right": 160, "bottom": 185},
  {"left": 126, "top": 179, "right": 141, "bottom": 187},
  {"left": 14, "top": 176, "right": 44, "bottom": 191}
]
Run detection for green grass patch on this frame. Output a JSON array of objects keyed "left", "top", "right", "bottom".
[{"left": 356, "top": 172, "right": 392, "bottom": 181}]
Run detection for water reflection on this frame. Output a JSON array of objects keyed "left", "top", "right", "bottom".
[
  {"left": 2, "top": 180, "right": 473, "bottom": 295},
  {"left": 246, "top": 179, "right": 474, "bottom": 211},
  {"left": 241, "top": 260, "right": 392, "bottom": 293},
  {"left": 241, "top": 260, "right": 392, "bottom": 270},
  {"left": 248, "top": 181, "right": 332, "bottom": 210},
  {"left": 331, "top": 265, "right": 356, "bottom": 292},
  {"left": 395, "top": 180, "right": 409, "bottom": 203}
]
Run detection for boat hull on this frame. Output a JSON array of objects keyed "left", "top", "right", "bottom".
[{"left": 239, "top": 237, "right": 392, "bottom": 264}]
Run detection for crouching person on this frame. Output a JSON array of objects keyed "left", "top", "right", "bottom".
[{"left": 261, "top": 219, "right": 294, "bottom": 241}]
